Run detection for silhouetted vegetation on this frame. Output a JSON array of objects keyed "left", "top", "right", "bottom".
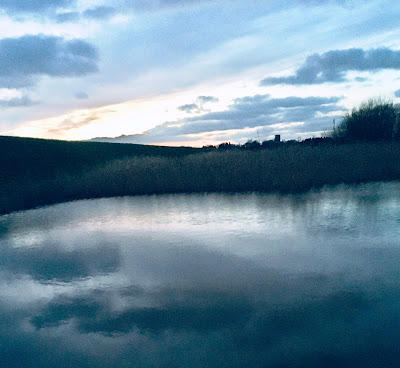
[
  {"left": 203, "top": 137, "right": 335, "bottom": 152},
  {"left": 0, "top": 135, "right": 197, "bottom": 183},
  {"left": 2, "top": 134, "right": 400, "bottom": 215},
  {"left": 332, "top": 98, "right": 400, "bottom": 141},
  {"left": 3, "top": 99, "right": 400, "bottom": 214},
  {"left": 0, "top": 136, "right": 197, "bottom": 214}
]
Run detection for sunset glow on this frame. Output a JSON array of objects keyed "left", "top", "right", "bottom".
[{"left": 1, "top": 0, "right": 400, "bottom": 145}]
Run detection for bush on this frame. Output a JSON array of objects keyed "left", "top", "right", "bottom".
[{"left": 334, "top": 99, "right": 399, "bottom": 141}]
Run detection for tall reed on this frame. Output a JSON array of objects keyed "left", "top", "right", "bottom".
[{"left": 2, "top": 142, "right": 400, "bottom": 214}]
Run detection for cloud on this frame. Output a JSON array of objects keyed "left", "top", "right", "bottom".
[
  {"left": 171, "top": 95, "right": 343, "bottom": 134},
  {"left": 55, "top": 11, "right": 80, "bottom": 23},
  {"left": 0, "top": 0, "right": 74, "bottom": 13},
  {"left": 161, "top": 94, "right": 341, "bottom": 142},
  {"left": 0, "top": 240, "right": 121, "bottom": 281},
  {"left": 82, "top": 6, "right": 118, "bottom": 20},
  {"left": 74, "top": 92, "right": 89, "bottom": 100},
  {"left": 2, "top": 191, "right": 400, "bottom": 367},
  {"left": 354, "top": 76, "right": 368, "bottom": 82},
  {"left": 99, "top": 94, "right": 343, "bottom": 145},
  {"left": 178, "top": 96, "right": 219, "bottom": 114},
  {"left": 31, "top": 287, "right": 253, "bottom": 334},
  {"left": 122, "top": 0, "right": 215, "bottom": 12},
  {"left": 0, "top": 35, "right": 98, "bottom": 89},
  {"left": 54, "top": 6, "right": 118, "bottom": 23},
  {"left": 395, "top": 89, "right": 400, "bottom": 98},
  {"left": 178, "top": 103, "right": 200, "bottom": 113},
  {"left": 48, "top": 114, "right": 100, "bottom": 134},
  {"left": 261, "top": 48, "right": 400, "bottom": 85},
  {"left": 0, "top": 95, "right": 39, "bottom": 107},
  {"left": 197, "top": 95, "right": 219, "bottom": 104}
]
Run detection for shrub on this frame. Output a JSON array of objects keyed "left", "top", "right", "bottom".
[{"left": 334, "top": 99, "right": 399, "bottom": 141}]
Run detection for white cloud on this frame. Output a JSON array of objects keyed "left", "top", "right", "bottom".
[{"left": 1, "top": 0, "right": 400, "bottom": 144}]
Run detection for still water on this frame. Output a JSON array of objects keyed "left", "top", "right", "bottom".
[{"left": 1, "top": 182, "right": 400, "bottom": 367}]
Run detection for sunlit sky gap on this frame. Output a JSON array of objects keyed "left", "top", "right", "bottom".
[{"left": 1, "top": 0, "right": 400, "bottom": 146}]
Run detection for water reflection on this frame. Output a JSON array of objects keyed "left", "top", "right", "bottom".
[
  {"left": 1, "top": 182, "right": 400, "bottom": 367},
  {"left": 0, "top": 239, "right": 121, "bottom": 281}
]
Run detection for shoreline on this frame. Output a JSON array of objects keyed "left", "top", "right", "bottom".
[{"left": 2, "top": 140, "right": 400, "bottom": 215}]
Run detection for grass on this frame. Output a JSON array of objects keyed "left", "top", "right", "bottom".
[
  {"left": 2, "top": 136, "right": 400, "bottom": 215},
  {"left": 0, "top": 135, "right": 197, "bottom": 182}
]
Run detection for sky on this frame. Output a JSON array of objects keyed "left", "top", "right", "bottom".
[{"left": 1, "top": 0, "right": 400, "bottom": 146}]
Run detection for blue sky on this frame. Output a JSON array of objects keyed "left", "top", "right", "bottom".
[{"left": 1, "top": 0, "right": 400, "bottom": 146}]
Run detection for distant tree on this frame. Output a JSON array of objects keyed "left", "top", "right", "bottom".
[
  {"left": 334, "top": 98, "right": 399, "bottom": 141},
  {"left": 242, "top": 140, "right": 261, "bottom": 150},
  {"left": 394, "top": 114, "right": 400, "bottom": 140},
  {"left": 217, "top": 142, "right": 237, "bottom": 150}
]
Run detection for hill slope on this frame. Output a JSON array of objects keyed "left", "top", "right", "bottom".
[{"left": 0, "top": 135, "right": 197, "bottom": 184}]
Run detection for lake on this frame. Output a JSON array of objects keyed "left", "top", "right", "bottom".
[{"left": 1, "top": 182, "right": 400, "bottom": 367}]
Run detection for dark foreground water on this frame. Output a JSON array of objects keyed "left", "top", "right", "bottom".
[{"left": 1, "top": 182, "right": 400, "bottom": 367}]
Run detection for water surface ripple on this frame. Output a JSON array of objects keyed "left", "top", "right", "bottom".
[{"left": 1, "top": 182, "right": 400, "bottom": 367}]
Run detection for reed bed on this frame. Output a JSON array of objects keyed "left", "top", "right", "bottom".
[{"left": 2, "top": 142, "right": 400, "bottom": 214}]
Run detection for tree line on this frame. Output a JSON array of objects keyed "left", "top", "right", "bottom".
[{"left": 205, "top": 98, "right": 400, "bottom": 151}]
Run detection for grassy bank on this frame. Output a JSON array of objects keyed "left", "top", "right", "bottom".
[
  {"left": 2, "top": 139, "right": 400, "bottom": 214},
  {"left": 0, "top": 136, "right": 198, "bottom": 214},
  {"left": 0, "top": 136, "right": 197, "bottom": 183}
]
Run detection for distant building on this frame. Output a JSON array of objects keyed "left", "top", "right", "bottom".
[{"left": 274, "top": 134, "right": 281, "bottom": 142}]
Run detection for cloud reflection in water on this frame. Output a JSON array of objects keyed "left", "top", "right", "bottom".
[{"left": 1, "top": 182, "right": 400, "bottom": 367}]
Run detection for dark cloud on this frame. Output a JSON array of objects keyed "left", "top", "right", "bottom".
[
  {"left": 0, "top": 240, "right": 121, "bottom": 281},
  {"left": 2, "top": 188, "right": 400, "bottom": 367},
  {"left": 354, "top": 76, "right": 367, "bottom": 82},
  {"left": 74, "top": 92, "right": 89, "bottom": 100},
  {"left": 178, "top": 96, "right": 219, "bottom": 114},
  {"left": 11, "top": 275, "right": 400, "bottom": 368},
  {"left": 25, "top": 264, "right": 399, "bottom": 367},
  {"left": 54, "top": 11, "right": 80, "bottom": 23},
  {"left": 0, "top": 35, "right": 98, "bottom": 88},
  {"left": 54, "top": 7, "right": 117, "bottom": 23},
  {"left": 93, "top": 94, "right": 343, "bottom": 144},
  {"left": 26, "top": 235, "right": 376, "bottom": 336},
  {"left": 149, "top": 95, "right": 343, "bottom": 137},
  {"left": 82, "top": 6, "right": 117, "bottom": 20},
  {"left": 0, "top": 0, "right": 74, "bottom": 13},
  {"left": 261, "top": 48, "right": 400, "bottom": 85},
  {"left": 178, "top": 103, "right": 199, "bottom": 113},
  {"left": 0, "top": 95, "right": 39, "bottom": 108},
  {"left": 197, "top": 95, "right": 219, "bottom": 104},
  {"left": 232, "top": 95, "right": 341, "bottom": 109},
  {"left": 31, "top": 288, "right": 253, "bottom": 334}
]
